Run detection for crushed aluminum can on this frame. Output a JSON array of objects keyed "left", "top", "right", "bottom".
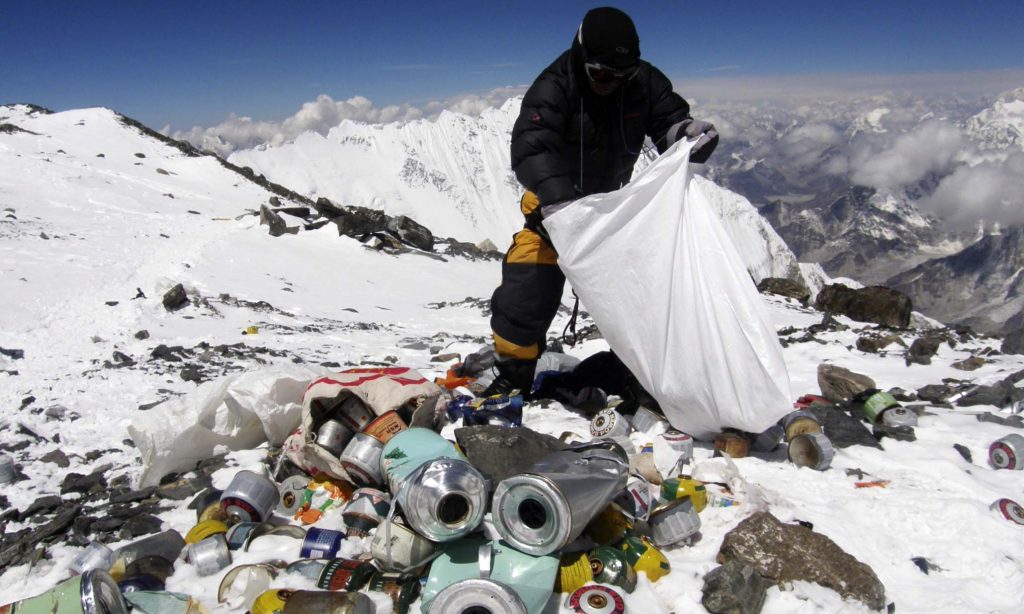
[
  {"left": 584, "top": 503, "right": 634, "bottom": 546},
  {"left": 425, "top": 578, "right": 527, "bottom": 614},
  {"left": 0, "top": 570, "right": 128, "bottom": 614},
  {"left": 555, "top": 551, "right": 593, "bottom": 594},
  {"left": 0, "top": 454, "right": 16, "bottom": 484},
  {"left": 648, "top": 496, "right": 701, "bottom": 547},
  {"left": 660, "top": 429, "right": 694, "bottom": 464},
  {"left": 317, "top": 559, "right": 377, "bottom": 591},
  {"left": 185, "top": 519, "right": 229, "bottom": 545},
  {"left": 69, "top": 542, "right": 116, "bottom": 576},
  {"left": 367, "top": 571, "right": 421, "bottom": 614},
  {"left": 363, "top": 410, "right": 408, "bottom": 444},
  {"left": 370, "top": 518, "right": 438, "bottom": 572},
  {"left": 566, "top": 584, "right": 626, "bottom": 614},
  {"left": 613, "top": 476, "right": 654, "bottom": 521},
  {"left": 788, "top": 432, "right": 835, "bottom": 471},
  {"left": 335, "top": 395, "right": 376, "bottom": 432},
  {"left": 660, "top": 476, "right": 708, "bottom": 512},
  {"left": 989, "top": 434, "right": 1024, "bottom": 470},
  {"left": 991, "top": 498, "right": 1024, "bottom": 525},
  {"left": 881, "top": 406, "right": 918, "bottom": 428},
  {"left": 590, "top": 408, "right": 632, "bottom": 439},
  {"left": 277, "top": 474, "right": 311, "bottom": 517},
  {"left": 620, "top": 535, "right": 670, "bottom": 582},
  {"left": 186, "top": 534, "right": 232, "bottom": 576},
  {"left": 113, "top": 530, "right": 185, "bottom": 570},
  {"left": 750, "top": 423, "right": 785, "bottom": 452},
  {"left": 492, "top": 441, "right": 629, "bottom": 556},
  {"left": 220, "top": 470, "right": 280, "bottom": 524},
  {"left": 629, "top": 406, "right": 670, "bottom": 435},
  {"left": 218, "top": 563, "right": 279, "bottom": 606},
  {"left": 224, "top": 522, "right": 260, "bottom": 551},
  {"left": 342, "top": 487, "right": 391, "bottom": 537},
  {"left": 783, "top": 410, "right": 822, "bottom": 442},
  {"left": 862, "top": 390, "right": 900, "bottom": 423},
  {"left": 299, "top": 527, "right": 344, "bottom": 560},
  {"left": 316, "top": 419, "right": 354, "bottom": 457},
  {"left": 587, "top": 546, "right": 637, "bottom": 593},
  {"left": 340, "top": 432, "right": 384, "bottom": 486}
]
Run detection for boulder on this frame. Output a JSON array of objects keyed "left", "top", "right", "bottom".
[
  {"left": 856, "top": 334, "right": 903, "bottom": 354},
  {"left": 259, "top": 205, "right": 289, "bottom": 237},
  {"left": 916, "top": 384, "right": 953, "bottom": 404},
  {"left": 702, "top": 559, "right": 771, "bottom": 614},
  {"left": 814, "top": 284, "right": 911, "bottom": 328},
  {"left": 1001, "top": 328, "right": 1024, "bottom": 355},
  {"left": 332, "top": 205, "right": 389, "bottom": 237},
  {"left": 454, "top": 426, "right": 566, "bottom": 485},
  {"left": 905, "top": 337, "right": 941, "bottom": 366},
  {"left": 805, "top": 405, "right": 881, "bottom": 449},
  {"left": 313, "top": 196, "right": 347, "bottom": 219},
  {"left": 162, "top": 284, "right": 189, "bottom": 311},
  {"left": 717, "top": 512, "right": 886, "bottom": 611},
  {"left": 951, "top": 356, "right": 987, "bottom": 371},
  {"left": 817, "top": 364, "right": 876, "bottom": 403},
  {"left": 957, "top": 383, "right": 1013, "bottom": 408},
  {"left": 386, "top": 215, "right": 434, "bottom": 251},
  {"left": 757, "top": 278, "right": 811, "bottom": 304}
]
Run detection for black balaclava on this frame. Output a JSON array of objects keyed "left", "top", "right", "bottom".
[{"left": 575, "top": 7, "right": 640, "bottom": 69}]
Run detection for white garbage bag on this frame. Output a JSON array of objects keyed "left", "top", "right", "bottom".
[{"left": 543, "top": 140, "right": 792, "bottom": 439}]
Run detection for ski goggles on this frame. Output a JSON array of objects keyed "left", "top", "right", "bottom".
[{"left": 584, "top": 61, "right": 639, "bottom": 84}]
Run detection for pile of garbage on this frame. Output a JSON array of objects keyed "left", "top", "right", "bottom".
[{"left": 4, "top": 354, "right": 1022, "bottom": 614}]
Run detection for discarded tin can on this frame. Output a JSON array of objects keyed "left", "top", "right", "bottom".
[
  {"left": 316, "top": 419, "right": 355, "bottom": 457},
  {"left": 124, "top": 555, "right": 175, "bottom": 583},
  {"left": 69, "top": 542, "right": 115, "bottom": 576},
  {"left": 0, "top": 570, "right": 127, "bottom": 614},
  {"left": 277, "top": 474, "right": 311, "bottom": 517},
  {"left": 788, "top": 432, "right": 835, "bottom": 470},
  {"left": 280, "top": 590, "right": 375, "bottom": 614},
  {"left": 252, "top": 589, "right": 290, "bottom": 614},
  {"left": 613, "top": 476, "right": 654, "bottom": 521},
  {"left": 336, "top": 395, "right": 376, "bottom": 432},
  {"left": 116, "top": 573, "right": 164, "bottom": 592},
  {"left": 750, "top": 423, "right": 785, "bottom": 452},
  {"left": 286, "top": 559, "right": 329, "bottom": 582},
  {"left": 244, "top": 524, "right": 306, "bottom": 552},
  {"left": 713, "top": 431, "right": 749, "bottom": 458},
  {"left": 363, "top": 410, "right": 408, "bottom": 444},
  {"left": 185, "top": 519, "right": 229, "bottom": 545},
  {"left": 492, "top": 441, "right": 630, "bottom": 556},
  {"left": 660, "top": 429, "right": 694, "bottom": 464},
  {"left": 317, "top": 558, "right": 377, "bottom": 591},
  {"left": 660, "top": 476, "right": 708, "bottom": 512},
  {"left": 649, "top": 496, "right": 701, "bottom": 547},
  {"left": 590, "top": 409, "right": 632, "bottom": 439},
  {"left": 585, "top": 503, "right": 634, "bottom": 546},
  {"left": 991, "top": 498, "right": 1024, "bottom": 525},
  {"left": 422, "top": 539, "right": 558, "bottom": 614},
  {"left": 370, "top": 518, "right": 438, "bottom": 572},
  {"left": 245, "top": 325, "right": 259, "bottom": 335},
  {"left": 783, "top": 410, "right": 822, "bottom": 442},
  {"left": 225, "top": 522, "right": 261, "bottom": 550},
  {"left": 566, "top": 584, "right": 626, "bottom": 614},
  {"left": 0, "top": 454, "right": 16, "bottom": 485},
  {"left": 863, "top": 390, "right": 900, "bottom": 423},
  {"left": 340, "top": 432, "right": 384, "bottom": 486},
  {"left": 218, "top": 563, "right": 280, "bottom": 606},
  {"left": 342, "top": 487, "right": 391, "bottom": 536},
  {"left": 881, "top": 406, "right": 918, "bottom": 427},
  {"left": 191, "top": 488, "right": 228, "bottom": 522},
  {"left": 221, "top": 470, "right": 280, "bottom": 524},
  {"left": 630, "top": 406, "right": 669, "bottom": 435},
  {"left": 620, "top": 535, "right": 670, "bottom": 582},
  {"left": 381, "top": 428, "right": 488, "bottom": 541},
  {"left": 186, "top": 534, "right": 232, "bottom": 576},
  {"left": 113, "top": 530, "right": 185, "bottom": 570},
  {"left": 300, "top": 527, "right": 345, "bottom": 559},
  {"left": 989, "top": 434, "right": 1024, "bottom": 470},
  {"left": 367, "top": 571, "right": 421, "bottom": 614},
  {"left": 555, "top": 552, "right": 593, "bottom": 594},
  {"left": 425, "top": 578, "right": 527, "bottom": 614},
  {"left": 587, "top": 546, "right": 637, "bottom": 593}
]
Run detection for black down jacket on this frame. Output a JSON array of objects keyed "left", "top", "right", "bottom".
[{"left": 511, "top": 39, "right": 692, "bottom": 207}]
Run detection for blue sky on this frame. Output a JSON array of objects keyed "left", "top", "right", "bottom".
[{"left": 2, "top": 1, "right": 1024, "bottom": 130}]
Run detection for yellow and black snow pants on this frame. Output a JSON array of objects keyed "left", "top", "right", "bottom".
[{"left": 490, "top": 192, "right": 566, "bottom": 360}]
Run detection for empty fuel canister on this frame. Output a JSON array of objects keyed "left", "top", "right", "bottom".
[
  {"left": 220, "top": 470, "right": 280, "bottom": 524},
  {"left": 555, "top": 551, "right": 593, "bottom": 594},
  {"left": 342, "top": 488, "right": 391, "bottom": 537},
  {"left": 991, "top": 498, "right": 1024, "bottom": 525},
  {"left": 587, "top": 546, "right": 636, "bottom": 593},
  {"left": 185, "top": 519, "right": 229, "bottom": 545},
  {"left": 317, "top": 558, "right": 376, "bottom": 591},
  {"left": 590, "top": 409, "right": 632, "bottom": 439},
  {"left": 862, "top": 391, "right": 900, "bottom": 423},
  {"left": 649, "top": 496, "right": 701, "bottom": 547},
  {"left": 300, "top": 527, "right": 345, "bottom": 559},
  {"left": 566, "top": 584, "right": 626, "bottom": 614},
  {"left": 989, "top": 434, "right": 1024, "bottom": 470},
  {"left": 660, "top": 476, "right": 708, "bottom": 512},
  {"left": 620, "top": 535, "right": 670, "bottom": 582},
  {"left": 0, "top": 570, "right": 128, "bottom": 614}
]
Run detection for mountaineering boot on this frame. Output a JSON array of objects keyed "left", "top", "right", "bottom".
[{"left": 481, "top": 359, "right": 537, "bottom": 399}]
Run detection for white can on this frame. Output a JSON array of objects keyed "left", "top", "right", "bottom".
[{"left": 590, "top": 409, "right": 632, "bottom": 439}]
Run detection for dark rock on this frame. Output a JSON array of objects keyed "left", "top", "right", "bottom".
[
  {"left": 20, "top": 495, "right": 63, "bottom": 520},
  {"left": 134, "top": 152, "right": 146, "bottom": 158},
  {"left": 17, "top": 423, "right": 47, "bottom": 442},
  {"left": 111, "top": 350, "right": 135, "bottom": 366},
  {"left": 156, "top": 478, "right": 202, "bottom": 501},
  {"left": 805, "top": 405, "right": 881, "bottom": 449},
  {"left": 276, "top": 206, "right": 312, "bottom": 219},
  {"left": 807, "top": 312, "right": 848, "bottom": 334},
  {"left": 0, "top": 347, "right": 24, "bottom": 360},
  {"left": 717, "top": 512, "right": 886, "bottom": 611},
  {"left": 19, "top": 396, "right": 35, "bottom": 409},
  {"left": 89, "top": 516, "right": 126, "bottom": 533},
  {"left": 817, "top": 364, "right": 876, "bottom": 402},
  {"left": 180, "top": 366, "right": 204, "bottom": 383},
  {"left": 0, "top": 440, "right": 30, "bottom": 453},
  {"left": 454, "top": 426, "right": 567, "bottom": 485},
  {"left": 162, "top": 284, "right": 189, "bottom": 311},
  {"left": 40, "top": 449, "right": 70, "bottom": 468},
  {"left": 975, "top": 413, "right": 1024, "bottom": 429},
  {"left": 0, "top": 504, "right": 80, "bottom": 569},
  {"left": 702, "top": 559, "right": 771, "bottom": 614},
  {"left": 757, "top": 277, "right": 811, "bottom": 304},
  {"left": 260, "top": 204, "right": 294, "bottom": 237},
  {"left": 135, "top": 330, "right": 150, "bottom": 340},
  {"left": 814, "top": 284, "right": 911, "bottom": 328},
  {"left": 119, "top": 514, "right": 163, "bottom": 539},
  {"left": 313, "top": 197, "right": 347, "bottom": 219},
  {"left": 60, "top": 469, "right": 108, "bottom": 495},
  {"left": 956, "top": 384, "right": 1012, "bottom": 408},
  {"left": 916, "top": 384, "right": 953, "bottom": 404},
  {"left": 910, "top": 557, "right": 942, "bottom": 575},
  {"left": 438, "top": 238, "right": 503, "bottom": 261},
  {"left": 150, "top": 344, "right": 188, "bottom": 362},
  {"left": 905, "top": 337, "right": 941, "bottom": 366},
  {"left": 304, "top": 219, "right": 331, "bottom": 231},
  {"left": 953, "top": 444, "right": 972, "bottom": 463},
  {"left": 1002, "top": 328, "right": 1024, "bottom": 355},
  {"left": 138, "top": 400, "right": 164, "bottom": 411},
  {"left": 856, "top": 334, "right": 903, "bottom": 354},
  {"left": 269, "top": 196, "right": 282, "bottom": 207},
  {"left": 44, "top": 406, "right": 67, "bottom": 420},
  {"left": 110, "top": 487, "right": 157, "bottom": 504},
  {"left": 386, "top": 215, "right": 433, "bottom": 251},
  {"left": 156, "top": 168, "right": 170, "bottom": 175},
  {"left": 887, "top": 387, "right": 916, "bottom": 402},
  {"left": 332, "top": 205, "right": 389, "bottom": 237},
  {"left": 951, "top": 356, "right": 987, "bottom": 371},
  {"left": 105, "top": 300, "right": 119, "bottom": 306},
  {"left": 872, "top": 424, "right": 916, "bottom": 442}
]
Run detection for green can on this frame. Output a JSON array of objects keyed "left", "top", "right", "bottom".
[
  {"left": 367, "top": 571, "right": 421, "bottom": 614},
  {"left": 862, "top": 391, "right": 900, "bottom": 423},
  {"left": 0, "top": 571, "right": 127, "bottom": 614},
  {"left": 587, "top": 546, "right": 637, "bottom": 593}
]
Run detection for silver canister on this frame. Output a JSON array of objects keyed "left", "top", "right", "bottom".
[
  {"left": 0, "top": 453, "right": 15, "bottom": 484},
  {"left": 316, "top": 419, "right": 354, "bottom": 457},
  {"left": 336, "top": 395, "right": 376, "bottom": 432},
  {"left": 397, "top": 458, "right": 488, "bottom": 542},
  {"left": 788, "top": 432, "right": 835, "bottom": 471},
  {"left": 220, "top": 470, "right": 281, "bottom": 524},
  {"left": 113, "top": 530, "right": 186, "bottom": 568},
  {"left": 492, "top": 441, "right": 630, "bottom": 556},
  {"left": 630, "top": 406, "right": 669, "bottom": 435},
  {"left": 590, "top": 409, "right": 632, "bottom": 439},
  {"left": 70, "top": 542, "right": 116, "bottom": 576},
  {"left": 370, "top": 518, "right": 438, "bottom": 572},
  {"left": 340, "top": 432, "right": 384, "bottom": 486},
  {"left": 648, "top": 496, "right": 701, "bottom": 547},
  {"left": 881, "top": 406, "right": 918, "bottom": 427},
  {"left": 989, "top": 434, "right": 1024, "bottom": 470},
  {"left": 660, "top": 429, "right": 694, "bottom": 465},
  {"left": 187, "top": 534, "right": 232, "bottom": 576},
  {"left": 425, "top": 578, "right": 528, "bottom": 614}
]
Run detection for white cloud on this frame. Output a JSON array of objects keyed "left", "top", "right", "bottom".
[
  {"left": 849, "top": 120, "right": 963, "bottom": 190},
  {"left": 920, "top": 152, "right": 1024, "bottom": 231},
  {"left": 779, "top": 123, "right": 843, "bottom": 169}
]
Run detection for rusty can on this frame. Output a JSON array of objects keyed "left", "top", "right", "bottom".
[
  {"left": 367, "top": 571, "right": 421, "bottom": 614},
  {"left": 220, "top": 470, "right": 280, "bottom": 524},
  {"left": 989, "top": 434, "right": 1024, "bottom": 470},
  {"left": 300, "top": 527, "right": 345, "bottom": 560},
  {"left": 363, "top": 410, "right": 408, "bottom": 444},
  {"left": 590, "top": 409, "right": 632, "bottom": 439},
  {"left": 783, "top": 410, "right": 822, "bottom": 442},
  {"left": 788, "top": 432, "right": 834, "bottom": 471},
  {"left": 566, "top": 584, "right": 626, "bottom": 614},
  {"left": 863, "top": 390, "right": 900, "bottom": 423},
  {"left": 713, "top": 431, "right": 750, "bottom": 458},
  {"left": 649, "top": 496, "right": 701, "bottom": 547},
  {"left": 316, "top": 558, "right": 376, "bottom": 591},
  {"left": 342, "top": 488, "right": 391, "bottom": 537},
  {"left": 280, "top": 590, "right": 375, "bottom": 614},
  {"left": 186, "top": 534, "right": 232, "bottom": 576},
  {"left": 316, "top": 419, "right": 354, "bottom": 457},
  {"left": 555, "top": 551, "right": 593, "bottom": 594},
  {"left": 991, "top": 498, "right": 1024, "bottom": 525},
  {"left": 340, "top": 432, "right": 384, "bottom": 486},
  {"left": 336, "top": 395, "right": 376, "bottom": 432},
  {"left": 587, "top": 546, "right": 637, "bottom": 593}
]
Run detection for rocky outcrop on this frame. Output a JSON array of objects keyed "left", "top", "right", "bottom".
[{"left": 815, "top": 284, "right": 912, "bottom": 328}]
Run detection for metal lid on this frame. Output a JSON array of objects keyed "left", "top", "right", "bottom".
[
  {"left": 401, "top": 458, "right": 487, "bottom": 542},
  {"left": 426, "top": 578, "right": 528, "bottom": 614},
  {"left": 81, "top": 570, "right": 129, "bottom": 614},
  {"left": 492, "top": 473, "right": 572, "bottom": 556}
]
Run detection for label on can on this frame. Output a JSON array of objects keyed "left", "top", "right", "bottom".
[
  {"left": 364, "top": 411, "right": 408, "bottom": 444},
  {"left": 317, "top": 558, "right": 375, "bottom": 591},
  {"left": 367, "top": 572, "right": 420, "bottom": 614},
  {"left": 567, "top": 584, "right": 626, "bottom": 614},
  {"left": 863, "top": 391, "right": 900, "bottom": 423},
  {"left": 556, "top": 552, "right": 593, "bottom": 594},
  {"left": 991, "top": 498, "right": 1024, "bottom": 525},
  {"left": 300, "top": 528, "right": 344, "bottom": 559}
]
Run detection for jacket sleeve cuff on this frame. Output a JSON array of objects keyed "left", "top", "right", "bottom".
[{"left": 535, "top": 176, "right": 576, "bottom": 206}]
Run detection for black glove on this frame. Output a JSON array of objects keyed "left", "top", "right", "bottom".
[{"left": 668, "top": 118, "right": 719, "bottom": 163}]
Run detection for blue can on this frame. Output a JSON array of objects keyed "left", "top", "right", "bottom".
[{"left": 300, "top": 527, "right": 344, "bottom": 559}]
